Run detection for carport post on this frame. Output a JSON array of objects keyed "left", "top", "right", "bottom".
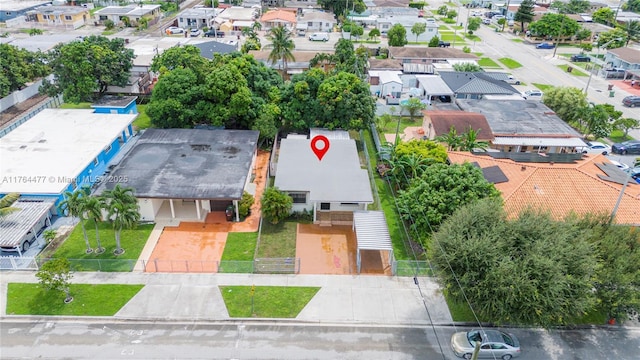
[
  {"left": 233, "top": 200, "right": 239, "bottom": 222},
  {"left": 195, "top": 200, "right": 201, "bottom": 220},
  {"left": 169, "top": 199, "right": 176, "bottom": 218},
  {"left": 356, "top": 249, "right": 361, "bottom": 274}
]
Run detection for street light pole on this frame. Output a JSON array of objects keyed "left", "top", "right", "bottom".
[{"left": 584, "top": 38, "right": 623, "bottom": 94}]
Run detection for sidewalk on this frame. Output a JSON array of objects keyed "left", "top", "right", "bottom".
[{"left": 0, "top": 272, "right": 453, "bottom": 325}]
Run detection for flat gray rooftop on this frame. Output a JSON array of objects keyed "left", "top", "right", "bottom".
[
  {"left": 98, "top": 129, "right": 259, "bottom": 200},
  {"left": 457, "top": 99, "right": 582, "bottom": 136}
]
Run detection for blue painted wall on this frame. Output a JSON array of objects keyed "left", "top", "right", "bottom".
[{"left": 0, "top": 4, "right": 46, "bottom": 22}]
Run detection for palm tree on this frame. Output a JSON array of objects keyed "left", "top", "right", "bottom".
[
  {"left": 460, "top": 128, "right": 489, "bottom": 152},
  {"left": 0, "top": 193, "right": 20, "bottom": 217},
  {"left": 103, "top": 184, "right": 139, "bottom": 255},
  {"left": 108, "top": 202, "right": 140, "bottom": 255},
  {"left": 83, "top": 195, "right": 106, "bottom": 254},
  {"left": 435, "top": 126, "right": 463, "bottom": 151},
  {"left": 59, "top": 188, "right": 92, "bottom": 254},
  {"left": 265, "top": 25, "right": 295, "bottom": 79},
  {"left": 622, "top": 20, "right": 640, "bottom": 46}
]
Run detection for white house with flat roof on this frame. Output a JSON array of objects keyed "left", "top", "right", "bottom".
[
  {"left": 274, "top": 129, "right": 373, "bottom": 225},
  {"left": 0, "top": 109, "right": 137, "bottom": 213},
  {"left": 368, "top": 70, "right": 402, "bottom": 98}
]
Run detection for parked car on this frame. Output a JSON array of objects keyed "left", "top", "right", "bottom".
[
  {"left": 522, "top": 90, "right": 543, "bottom": 100},
  {"left": 204, "top": 29, "right": 225, "bottom": 37},
  {"left": 438, "top": 41, "right": 451, "bottom": 48},
  {"left": 482, "top": 18, "right": 491, "bottom": 25},
  {"left": 536, "top": 42, "right": 555, "bottom": 49},
  {"left": 605, "top": 68, "right": 626, "bottom": 79},
  {"left": 577, "top": 141, "right": 611, "bottom": 154},
  {"left": 629, "top": 167, "right": 640, "bottom": 184},
  {"left": 609, "top": 159, "right": 630, "bottom": 171},
  {"left": 165, "top": 26, "right": 185, "bottom": 34},
  {"left": 570, "top": 54, "right": 591, "bottom": 62},
  {"left": 622, "top": 95, "right": 640, "bottom": 107},
  {"left": 451, "top": 330, "right": 521, "bottom": 359},
  {"left": 611, "top": 140, "right": 640, "bottom": 155},
  {"left": 438, "top": 95, "right": 452, "bottom": 103},
  {"left": 505, "top": 75, "right": 520, "bottom": 85},
  {"left": 190, "top": 28, "right": 201, "bottom": 37},
  {"left": 309, "top": 32, "right": 329, "bottom": 41}
]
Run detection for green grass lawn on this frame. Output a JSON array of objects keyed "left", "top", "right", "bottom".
[
  {"left": 478, "top": 57, "right": 501, "bottom": 68},
  {"left": 47, "top": 220, "right": 154, "bottom": 271},
  {"left": 363, "top": 130, "right": 410, "bottom": 260},
  {"left": 219, "top": 232, "right": 258, "bottom": 273},
  {"left": 379, "top": 116, "right": 422, "bottom": 137},
  {"left": 438, "top": 25, "right": 450, "bottom": 30},
  {"left": 557, "top": 64, "right": 588, "bottom": 77},
  {"left": 133, "top": 104, "right": 151, "bottom": 129},
  {"left": 6, "top": 283, "right": 143, "bottom": 316},
  {"left": 532, "top": 83, "right": 555, "bottom": 92},
  {"left": 498, "top": 58, "right": 522, "bottom": 69},
  {"left": 511, "top": 38, "right": 524, "bottom": 43},
  {"left": 609, "top": 129, "right": 633, "bottom": 143},
  {"left": 220, "top": 286, "right": 319, "bottom": 318},
  {"left": 60, "top": 102, "right": 92, "bottom": 109},
  {"left": 255, "top": 221, "right": 298, "bottom": 258},
  {"left": 465, "top": 34, "right": 481, "bottom": 41},
  {"left": 440, "top": 33, "right": 466, "bottom": 43}
]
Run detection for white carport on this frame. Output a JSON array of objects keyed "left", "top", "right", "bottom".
[
  {"left": 0, "top": 200, "right": 54, "bottom": 256},
  {"left": 352, "top": 210, "right": 393, "bottom": 274},
  {"left": 415, "top": 75, "right": 454, "bottom": 103}
]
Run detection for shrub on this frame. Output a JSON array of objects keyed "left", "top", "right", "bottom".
[
  {"left": 462, "top": 46, "right": 471, "bottom": 53},
  {"left": 261, "top": 187, "right": 292, "bottom": 224},
  {"left": 239, "top": 191, "right": 254, "bottom": 218}
]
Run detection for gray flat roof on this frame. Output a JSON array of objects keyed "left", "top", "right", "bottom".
[
  {"left": 98, "top": 129, "right": 259, "bottom": 200},
  {"left": 457, "top": 99, "right": 582, "bottom": 137},
  {"left": 0, "top": 200, "right": 53, "bottom": 248},
  {"left": 274, "top": 137, "right": 374, "bottom": 203}
]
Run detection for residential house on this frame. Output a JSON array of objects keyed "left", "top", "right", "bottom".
[
  {"left": 377, "top": 16, "right": 439, "bottom": 42},
  {"left": 299, "top": 10, "right": 336, "bottom": 32},
  {"left": 438, "top": 71, "right": 521, "bottom": 100},
  {"left": 93, "top": 5, "right": 162, "bottom": 28},
  {"left": 388, "top": 47, "right": 479, "bottom": 65},
  {"left": 413, "top": 75, "right": 455, "bottom": 103},
  {"left": 368, "top": 58, "right": 403, "bottom": 71},
  {"left": 217, "top": 6, "right": 260, "bottom": 31},
  {"left": 604, "top": 47, "right": 640, "bottom": 73},
  {"left": 191, "top": 40, "right": 239, "bottom": 59},
  {"left": 177, "top": 7, "right": 221, "bottom": 30},
  {"left": 369, "top": 71, "right": 403, "bottom": 98},
  {"left": 0, "top": 0, "right": 51, "bottom": 22},
  {"left": 456, "top": 99, "right": 587, "bottom": 154},
  {"left": 421, "top": 110, "right": 495, "bottom": 142},
  {"left": 26, "top": 5, "right": 89, "bottom": 28},
  {"left": 448, "top": 152, "right": 640, "bottom": 226},
  {"left": 96, "top": 129, "right": 259, "bottom": 223},
  {"left": 0, "top": 108, "right": 137, "bottom": 213},
  {"left": 260, "top": 9, "right": 297, "bottom": 30},
  {"left": 249, "top": 50, "right": 331, "bottom": 75},
  {"left": 274, "top": 129, "right": 374, "bottom": 225},
  {"left": 91, "top": 96, "right": 138, "bottom": 115}
]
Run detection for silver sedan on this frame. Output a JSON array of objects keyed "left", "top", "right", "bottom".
[{"left": 451, "top": 329, "right": 521, "bottom": 359}]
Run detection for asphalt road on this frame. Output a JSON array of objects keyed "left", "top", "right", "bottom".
[{"left": 1, "top": 320, "right": 639, "bottom": 360}]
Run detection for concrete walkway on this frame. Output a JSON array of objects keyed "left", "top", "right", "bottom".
[{"left": 0, "top": 272, "right": 452, "bottom": 325}]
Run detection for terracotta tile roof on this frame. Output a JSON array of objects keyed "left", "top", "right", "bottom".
[
  {"left": 608, "top": 47, "right": 640, "bottom": 65},
  {"left": 260, "top": 9, "right": 297, "bottom": 23},
  {"left": 447, "top": 152, "right": 640, "bottom": 225},
  {"left": 423, "top": 110, "right": 494, "bottom": 141}
]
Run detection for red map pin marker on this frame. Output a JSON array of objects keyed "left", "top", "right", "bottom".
[{"left": 310, "top": 135, "right": 330, "bottom": 161}]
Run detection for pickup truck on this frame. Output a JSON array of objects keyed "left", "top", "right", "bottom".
[{"left": 438, "top": 41, "right": 451, "bottom": 48}]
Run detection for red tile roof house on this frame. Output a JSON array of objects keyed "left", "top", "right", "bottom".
[
  {"left": 421, "top": 110, "right": 495, "bottom": 143},
  {"left": 448, "top": 152, "right": 640, "bottom": 226}
]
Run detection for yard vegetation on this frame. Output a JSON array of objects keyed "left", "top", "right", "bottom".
[
  {"left": 255, "top": 221, "right": 298, "bottom": 258},
  {"left": 497, "top": 57, "right": 523, "bottom": 69},
  {"left": 220, "top": 286, "right": 319, "bottom": 318}
]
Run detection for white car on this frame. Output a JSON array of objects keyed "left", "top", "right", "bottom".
[
  {"left": 609, "top": 160, "right": 630, "bottom": 171},
  {"left": 166, "top": 26, "right": 185, "bottom": 34},
  {"left": 190, "top": 28, "right": 201, "bottom": 37},
  {"left": 482, "top": 18, "right": 491, "bottom": 25},
  {"left": 578, "top": 141, "right": 611, "bottom": 155},
  {"left": 522, "top": 90, "right": 543, "bottom": 100},
  {"left": 505, "top": 75, "right": 520, "bottom": 85}
]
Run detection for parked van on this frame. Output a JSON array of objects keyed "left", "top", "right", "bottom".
[{"left": 309, "top": 32, "right": 329, "bottom": 41}]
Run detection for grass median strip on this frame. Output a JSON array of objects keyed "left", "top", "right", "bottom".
[
  {"left": 220, "top": 286, "right": 320, "bottom": 318},
  {"left": 6, "top": 283, "right": 144, "bottom": 316},
  {"left": 498, "top": 57, "right": 523, "bottom": 69}
]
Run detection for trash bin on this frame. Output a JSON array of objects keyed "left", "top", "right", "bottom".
[
  {"left": 225, "top": 205, "right": 234, "bottom": 221},
  {"left": 609, "top": 90, "right": 615, "bottom": 97},
  {"left": 608, "top": 84, "right": 614, "bottom": 90},
  {"left": 567, "top": 66, "right": 573, "bottom": 73}
]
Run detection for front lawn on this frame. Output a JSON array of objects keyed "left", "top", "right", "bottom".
[
  {"left": 439, "top": 33, "right": 466, "bottom": 43},
  {"left": 498, "top": 58, "right": 522, "bottom": 69},
  {"left": 478, "top": 57, "right": 501, "bottom": 68},
  {"left": 532, "top": 83, "right": 555, "bottom": 92},
  {"left": 609, "top": 129, "right": 634, "bottom": 143},
  {"left": 255, "top": 221, "right": 298, "bottom": 258},
  {"left": 220, "top": 286, "right": 319, "bottom": 318},
  {"left": 379, "top": 116, "right": 422, "bottom": 138},
  {"left": 219, "top": 232, "right": 258, "bottom": 273},
  {"left": 6, "top": 283, "right": 143, "bottom": 316},
  {"left": 558, "top": 64, "right": 588, "bottom": 77},
  {"left": 47, "top": 220, "right": 154, "bottom": 271}
]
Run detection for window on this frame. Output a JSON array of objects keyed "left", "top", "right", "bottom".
[
  {"left": 320, "top": 203, "right": 330, "bottom": 210},
  {"left": 307, "top": 21, "right": 312, "bottom": 27},
  {"left": 382, "top": 24, "right": 389, "bottom": 29},
  {"left": 491, "top": 344, "right": 507, "bottom": 350},
  {"left": 93, "top": 157, "right": 99, "bottom": 165},
  {"left": 105, "top": 144, "right": 113, "bottom": 153},
  {"left": 289, "top": 193, "right": 306, "bottom": 204},
  {"left": 65, "top": 15, "right": 72, "bottom": 21},
  {"left": 480, "top": 345, "right": 491, "bottom": 350}
]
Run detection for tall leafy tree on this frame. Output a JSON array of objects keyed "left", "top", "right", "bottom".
[
  {"left": 613, "top": 117, "right": 640, "bottom": 137},
  {"left": 592, "top": 7, "right": 616, "bottom": 26},
  {"left": 265, "top": 25, "right": 295, "bottom": 79},
  {"left": 102, "top": 184, "right": 139, "bottom": 255},
  {"left": 59, "top": 188, "right": 93, "bottom": 254},
  {"left": 368, "top": 28, "right": 380, "bottom": 41},
  {"left": 146, "top": 68, "right": 205, "bottom": 128},
  {"left": 514, "top": 0, "right": 535, "bottom": 31},
  {"left": 82, "top": 195, "right": 106, "bottom": 254},
  {"left": 400, "top": 97, "right": 426, "bottom": 122},
  {"left": 40, "top": 36, "right": 134, "bottom": 103},
  {"left": 411, "top": 23, "right": 426, "bottom": 43},
  {"left": 551, "top": 0, "right": 590, "bottom": 14},
  {"left": 625, "top": 0, "right": 640, "bottom": 12},
  {"left": 431, "top": 199, "right": 597, "bottom": 327},
  {"left": 387, "top": 24, "right": 408, "bottom": 47},
  {"left": 149, "top": 45, "right": 211, "bottom": 81},
  {"left": 0, "top": 193, "right": 20, "bottom": 217},
  {"left": 36, "top": 258, "right": 74, "bottom": 304},
  {"left": 0, "top": 44, "right": 50, "bottom": 98},
  {"left": 529, "top": 13, "right": 580, "bottom": 43},
  {"left": 281, "top": 68, "right": 327, "bottom": 131},
  {"left": 317, "top": 0, "right": 365, "bottom": 17},
  {"left": 596, "top": 28, "right": 627, "bottom": 49},
  {"left": 316, "top": 71, "right": 375, "bottom": 130},
  {"left": 467, "top": 17, "right": 481, "bottom": 34},
  {"left": 396, "top": 163, "right": 501, "bottom": 232},
  {"left": 542, "top": 86, "right": 588, "bottom": 124}
]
